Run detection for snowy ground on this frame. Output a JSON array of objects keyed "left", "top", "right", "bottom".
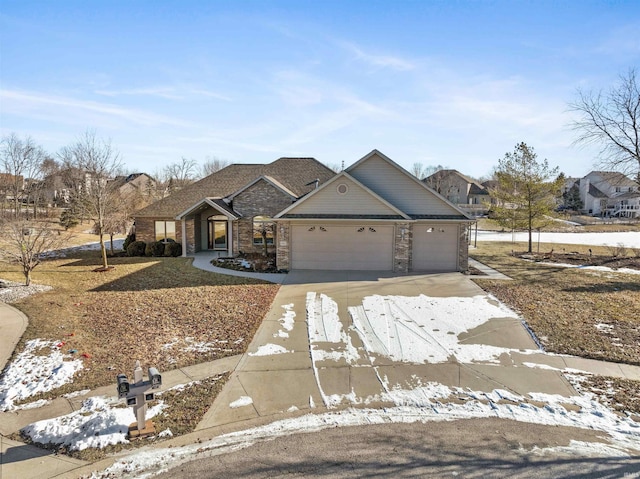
[
  {"left": 475, "top": 230, "right": 640, "bottom": 248},
  {"left": 0, "top": 339, "right": 83, "bottom": 411},
  {"left": 86, "top": 290, "right": 640, "bottom": 478}
]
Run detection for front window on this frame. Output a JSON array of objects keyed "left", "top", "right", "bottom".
[
  {"left": 155, "top": 220, "right": 176, "bottom": 242},
  {"left": 253, "top": 216, "right": 274, "bottom": 246}
]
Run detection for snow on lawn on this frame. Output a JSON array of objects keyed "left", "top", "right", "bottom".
[
  {"left": 0, "top": 339, "right": 83, "bottom": 411},
  {"left": 476, "top": 230, "right": 640, "bottom": 248},
  {"left": 92, "top": 382, "right": 640, "bottom": 479},
  {"left": 537, "top": 262, "right": 640, "bottom": 275},
  {"left": 21, "top": 396, "right": 166, "bottom": 451}
]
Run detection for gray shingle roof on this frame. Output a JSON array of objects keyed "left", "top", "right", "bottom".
[{"left": 135, "top": 158, "right": 335, "bottom": 218}]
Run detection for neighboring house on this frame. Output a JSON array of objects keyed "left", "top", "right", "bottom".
[
  {"left": 423, "top": 169, "right": 490, "bottom": 215},
  {"left": 573, "top": 171, "right": 640, "bottom": 218},
  {"left": 134, "top": 157, "right": 335, "bottom": 256},
  {"left": 110, "top": 173, "right": 156, "bottom": 197},
  {"left": 134, "top": 150, "right": 473, "bottom": 273},
  {"left": 274, "top": 150, "right": 473, "bottom": 272}
]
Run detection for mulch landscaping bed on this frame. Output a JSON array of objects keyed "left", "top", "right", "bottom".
[{"left": 517, "top": 250, "right": 640, "bottom": 271}]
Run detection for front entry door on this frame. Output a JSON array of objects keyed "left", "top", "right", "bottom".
[{"left": 208, "top": 220, "right": 227, "bottom": 251}]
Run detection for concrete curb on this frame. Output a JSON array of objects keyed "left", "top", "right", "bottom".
[{"left": 0, "top": 302, "right": 28, "bottom": 372}]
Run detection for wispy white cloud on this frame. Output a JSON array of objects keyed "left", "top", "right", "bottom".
[
  {"left": 0, "top": 89, "right": 194, "bottom": 128},
  {"left": 95, "top": 87, "right": 183, "bottom": 100},
  {"left": 94, "top": 86, "right": 233, "bottom": 102},
  {"left": 340, "top": 41, "right": 416, "bottom": 71}
]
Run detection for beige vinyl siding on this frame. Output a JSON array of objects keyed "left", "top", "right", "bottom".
[
  {"left": 287, "top": 176, "right": 400, "bottom": 216},
  {"left": 349, "top": 153, "right": 460, "bottom": 216}
]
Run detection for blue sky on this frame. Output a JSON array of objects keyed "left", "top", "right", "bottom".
[{"left": 1, "top": 1, "right": 639, "bottom": 179}]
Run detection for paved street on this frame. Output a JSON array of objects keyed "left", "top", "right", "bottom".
[{"left": 155, "top": 419, "right": 640, "bottom": 479}]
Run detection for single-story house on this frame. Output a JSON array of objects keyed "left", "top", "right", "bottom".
[
  {"left": 134, "top": 157, "right": 336, "bottom": 256},
  {"left": 134, "top": 150, "right": 473, "bottom": 273}
]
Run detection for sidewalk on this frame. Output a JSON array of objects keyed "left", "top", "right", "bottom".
[{"left": 0, "top": 301, "right": 28, "bottom": 370}]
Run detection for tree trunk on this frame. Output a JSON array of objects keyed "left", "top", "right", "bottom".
[
  {"left": 110, "top": 232, "right": 115, "bottom": 256},
  {"left": 99, "top": 233, "right": 109, "bottom": 269},
  {"left": 24, "top": 268, "right": 31, "bottom": 286}
]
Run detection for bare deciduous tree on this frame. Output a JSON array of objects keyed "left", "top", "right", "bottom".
[
  {"left": 569, "top": 68, "right": 640, "bottom": 181},
  {"left": 324, "top": 162, "right": 342, "bottom": 173},
  {"left": 164, "top": 157, "right": 198, "bottom": 193},
  {"left": 59, "top": 131, "right": 123, "bottom": 270},
  {"left": 0, "top": 219, "right": 73, "bottom": 285},
  {"left": 1, "top": 133, "right": 47, "bottom": 218},
  {"left": 411, "top": 162, "right": 425, "bottom": 179},
  {"left": 200, "top": 156, "right": 230, "bottom": 178}
]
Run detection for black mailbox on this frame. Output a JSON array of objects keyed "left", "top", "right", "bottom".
[
  {"left": 117, "top": 374, "right": 130, "bottom": 398},
  {"left": 148, "top": 367, "right": 162, "bottom": 389}
]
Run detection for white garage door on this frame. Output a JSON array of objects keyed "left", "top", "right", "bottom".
[
  {"left": 412, "top": 224, "right": 459, "bottom": 271},
  {"left": 291, "top": 224, "right": 394, "bottom": 270}
]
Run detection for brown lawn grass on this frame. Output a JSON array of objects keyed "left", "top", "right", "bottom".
[
  {"left": 471, "top": 241, "right": 640, "bottom": 366},
  {"left": 1, "top": 251, "right": 279, "bottom": 400}
]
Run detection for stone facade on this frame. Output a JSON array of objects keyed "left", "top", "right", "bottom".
[
  {"left": 393, "top": 222, "right": 411, "bottom": 273},
  {"left": 233, "top": 180, "right": 294, "bottom": 218},
  {"left": 275, "top": 221, "right": 291, "bottom": 271},
  {"left": 232, "top": 180, "right": 293, "bottom": 255},
  {"left": 183, "top": 218, "right": 195, "bottom": 254}
]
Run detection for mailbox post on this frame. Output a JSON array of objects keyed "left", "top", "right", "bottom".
[{"left": 117, "top": 360, "right": 162, "bottom": 438}]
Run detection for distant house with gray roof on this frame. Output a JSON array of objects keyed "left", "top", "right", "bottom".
[
  {"left": 572, "top": 171, "right": 640, "bottom": 217},
  {"left": 423, "top": 169, "right": 490, "bottom": 215}
]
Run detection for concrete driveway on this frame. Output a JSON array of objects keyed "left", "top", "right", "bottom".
[{"left": 197, "top": 270, "right": 592, "bottom": 432}]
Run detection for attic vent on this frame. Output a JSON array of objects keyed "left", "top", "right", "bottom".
[{"left": 336, "top": 183, "right": 348, "bottom": 195}]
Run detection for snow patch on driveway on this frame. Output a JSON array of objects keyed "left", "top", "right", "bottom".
[{"left": 349, "top": 294, "right": 535, "bottom": 364}]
